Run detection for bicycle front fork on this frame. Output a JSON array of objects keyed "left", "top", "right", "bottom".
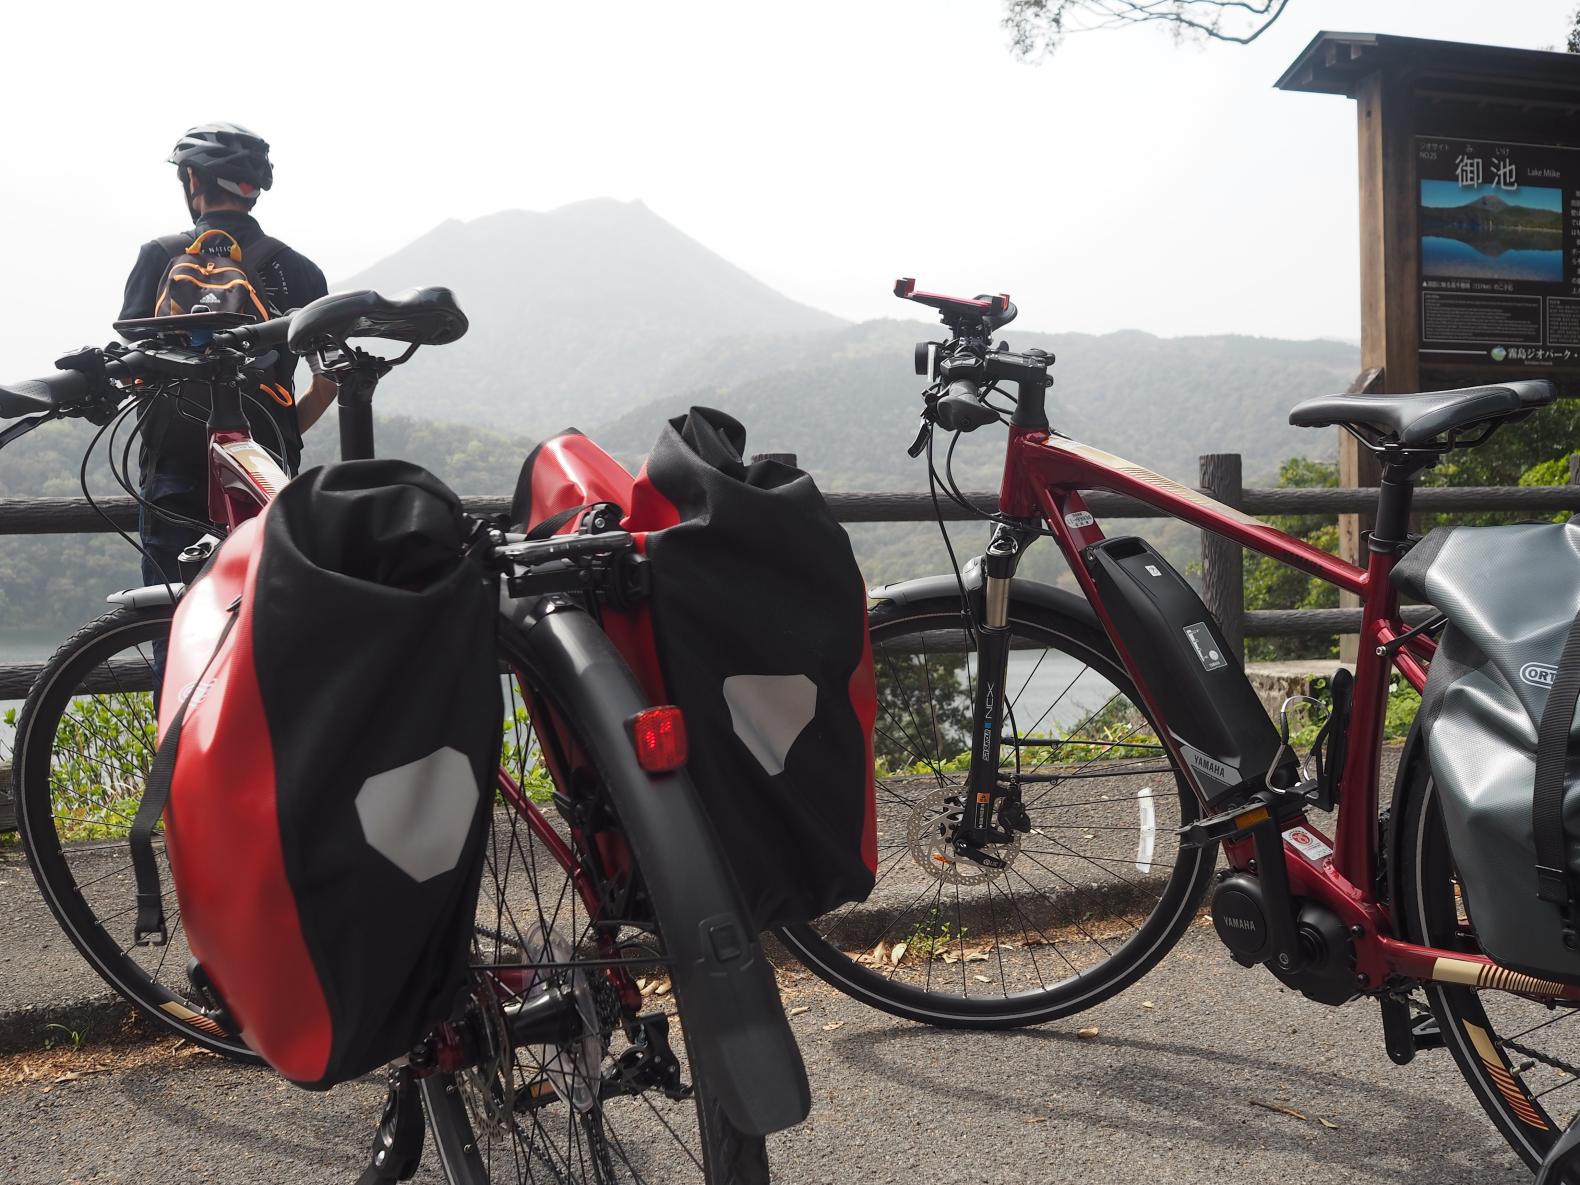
[{"left": 954, "top": 525, "right": 1029, "bottom": 862}]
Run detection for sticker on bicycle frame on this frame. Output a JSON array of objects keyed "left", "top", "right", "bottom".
[
  {"left": 1283, "top": 826, "right": 1334, "bottom": 862},
  {"left": 1048, "top": 439, "right": 1263, "bottom": 528},
  {"left": 1183, "top": 622, "right": 1227, "bottom": 671},
  {"left": 1177, "top": 741, "right": 1237, "bottom": 792},
  {"left": 1063, "top": 510, "right": 1095, "bottom": 529},
  {"left": 215, "top": 439, "right": 287, "bottom": 498}
]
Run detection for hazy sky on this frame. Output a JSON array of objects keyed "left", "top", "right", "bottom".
[{"left": 0, "top": 0, "right": 1574, "bottom": 381}]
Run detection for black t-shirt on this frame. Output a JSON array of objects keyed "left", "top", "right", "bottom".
[{"left": 121, "top": 211, "right": 328, "bottom": 486}]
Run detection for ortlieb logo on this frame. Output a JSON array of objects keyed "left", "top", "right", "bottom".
[{"left": 1522, "top": 663, "right": 1558, "bottom": 689}]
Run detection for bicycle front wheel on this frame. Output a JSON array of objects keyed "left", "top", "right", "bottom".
[
  {"left": 12, "top": 602, "right": 255, "bottom": 1058},
  {"left": 420, "top": 616, "right": 769, "bottom": 1185},
  {"left": 779, "top": 595, "right": 1215, "bottom": 1028}
]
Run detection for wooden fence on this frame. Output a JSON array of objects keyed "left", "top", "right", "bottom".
[{"left": 3, "top": 458, "right": 1580, "bottom": 831}]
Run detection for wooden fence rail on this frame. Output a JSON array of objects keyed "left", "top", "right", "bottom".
[{"left": 2, "top": 460, "right": 1579, "bottom": 831}]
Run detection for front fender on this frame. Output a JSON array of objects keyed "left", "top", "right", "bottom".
[{"left": 868, "top": 564, "right": 1100, "bottom": 633}]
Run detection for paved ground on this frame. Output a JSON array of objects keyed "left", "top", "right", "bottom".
[{"left": 0, "top": 919, "right": 1531, "bottom": 1185}]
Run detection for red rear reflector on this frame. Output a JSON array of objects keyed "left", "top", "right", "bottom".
[{"left": 631, "top": 706, "right": 687, "bottom": 773}]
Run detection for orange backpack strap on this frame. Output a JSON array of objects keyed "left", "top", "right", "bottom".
[{"left": 184, "top": 228, "right": 244, "bottom": 260}]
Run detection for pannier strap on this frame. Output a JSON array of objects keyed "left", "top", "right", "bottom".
[
  {"left": 130, "top": 602, "right": 240, "bottom": 947},
  {"left": 523, "top": 501, "right": 623, "bottom": 541},
  {"left": 1534, "top": 610, "right": 1580, "bottom": 948}
]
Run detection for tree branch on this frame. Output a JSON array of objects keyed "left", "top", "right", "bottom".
[{"left": 1004, "top": 0, "right": 1291, "bottom": 60}]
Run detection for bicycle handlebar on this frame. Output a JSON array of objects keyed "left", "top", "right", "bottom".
[
  {"left": 212, "top": 313, "right": 295, "bottom": 354},
  {"left": 0, "top": 368, "right": 91, "bottom": 418}
]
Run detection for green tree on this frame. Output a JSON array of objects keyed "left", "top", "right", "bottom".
[
  {"left": 1242, "top": 456, "right": 1340, "bottom": 662},
  {"left": 874, "top": 655, "right": 973, "bottom": 770}
]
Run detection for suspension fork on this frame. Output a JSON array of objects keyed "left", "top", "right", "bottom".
[{"left": 955, "top": 522, "right": 1032, "bottom": 857}]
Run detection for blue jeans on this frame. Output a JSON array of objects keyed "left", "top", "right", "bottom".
[{"left": 138, "top": 473, "right": 207, "bottom": 588}]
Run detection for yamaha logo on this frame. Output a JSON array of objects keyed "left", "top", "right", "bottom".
[
  {"left": 1522, "top": 663, "right": 1558, "bottom": 689},
  {"left": 1221, "top": 916, "right": 1257, "bottom": 931}
]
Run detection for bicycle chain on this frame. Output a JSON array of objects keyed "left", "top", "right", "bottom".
[{"left": 1500, "top": 1035, "right": 1580, "bottom": 1081}]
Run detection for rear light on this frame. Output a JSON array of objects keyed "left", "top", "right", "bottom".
[{"left": 630, "top": 706, "right": 687, "bottom": 773}]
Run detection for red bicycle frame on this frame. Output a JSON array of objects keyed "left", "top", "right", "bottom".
[{"left": 1003, "top": 425, "right": 1580, "bottom": 1003}]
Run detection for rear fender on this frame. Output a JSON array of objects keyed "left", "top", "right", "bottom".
[{"left": 502, "top": 595, "right": 810, "bottom": 1136}]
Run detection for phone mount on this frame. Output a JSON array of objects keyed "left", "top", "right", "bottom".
[{"left": 894, "top": 278, "right": 1017, "bottom": 335}]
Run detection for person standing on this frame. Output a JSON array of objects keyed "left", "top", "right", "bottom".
[{"left": 120, "top": 122, "right": 335, "bottom": 585}]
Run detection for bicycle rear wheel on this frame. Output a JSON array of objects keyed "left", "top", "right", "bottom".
[
  {"left": 1396, "top": 757, "right": 1580, "bottom": 1173},
  {"left": 420, "top": 616, "right": 769, "bottom": 1184},
  {"left": 779, "top": 595, "right": 1215, "bottom": 1027},
  {"left": 11, "top": 602, "right": 255, "bottom": 1058}
]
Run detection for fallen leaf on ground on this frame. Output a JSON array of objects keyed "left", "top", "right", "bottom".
[
  {"left": 1318, "top": 1118, "right": 1339, "bottom": 1130},
  {"left": 1026, "top": 1116, "right": 1048, "bottom": 1125},
  {"left": 973, "top": 974, "right": 991, "bottom": 983},
  {"left": 653, "top": 980, "right": 671, "bottom": 997},
  {"left": 788, "top": 1006, "right": 811, "bottom": 1018},
  {"left": 1248, "top": 1099, "right": 1308, "bottom": 1121},
  {"left": 889, "top": 942, "right": 907, "bottom": 966},
  {"left": 1140, "top": 1001, "right": 1155, "bottom": 1010},
  {"left": 1077, "top": 1027, "right": 1100, "bottom": 1039},
  {"left": 821, "top": 1021, "right": 844, "bottom": 1032}
]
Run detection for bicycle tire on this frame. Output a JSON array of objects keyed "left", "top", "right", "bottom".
[
  {"left": 1395, "top": 751, "right": 1580, "bottom": 1173},
  {"left": 12, "top": 602, "right": 256, "bottom": 1059},
  {"left": 778, "top": 596, "right": 1215, "bottom": 1028},
  {"left": 419, "top": 611, "right": 770, "bottom": 1184}
]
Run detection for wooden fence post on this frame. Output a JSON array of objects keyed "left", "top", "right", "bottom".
[{"left": 1199, "top": 453, "right": 1246, "bottom": 663}]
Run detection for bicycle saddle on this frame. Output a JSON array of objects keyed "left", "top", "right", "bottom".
[
  {"left": 287, "top": 287, "right": 469, "bottom": 353},
  {"left": 1288, "top": 378, "right": 1555, "bottom": 449}
]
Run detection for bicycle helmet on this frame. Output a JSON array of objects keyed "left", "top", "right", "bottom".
[{"left": 168, "top": 122, "right": 274, "bottom": 197}]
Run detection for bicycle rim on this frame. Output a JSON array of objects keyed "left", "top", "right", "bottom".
[
  {"left": 781, "top": 601, "right": 1214, "bottom": 1027},
  {"left": 12, "top": 604, "right": 254, "bottom": 1058},
  {"left": 1400, "top": 770, "right": 1580, "bottom": 1172},
  {"left": 420, "top": 623, "right": 767, "bottom": 1184}
]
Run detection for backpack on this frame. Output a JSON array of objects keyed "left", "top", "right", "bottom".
[
  {"left": 512, "top": 408, "right": 878, "bottom": 930},
  {"left": 129, "top": 460, "right": 502, "bottom": 1088},
  {"left": 153, "top": 228, "right": 285, "bottom": 321},
  {"left": 1394, "top": 522, "right": 1580, "bottom": 982}
]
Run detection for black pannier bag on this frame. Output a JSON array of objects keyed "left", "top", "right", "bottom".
[
  {"left": 136, "top": 460, "right": 502, "bottom": 1087},
  {"left": 513, "top": 408, "right": 877, "bottom": 929},
  {"left": 1394, "top": 521, "right": 1580, "bottom": 980}
]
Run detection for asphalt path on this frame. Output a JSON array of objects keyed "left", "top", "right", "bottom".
[{"left": 0, "top": 922, "right": 1531, "bottom": 1185}]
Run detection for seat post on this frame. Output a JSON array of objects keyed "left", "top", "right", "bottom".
[{"left": 1370, "top": 458, "right": 1429, "bottom": 552}]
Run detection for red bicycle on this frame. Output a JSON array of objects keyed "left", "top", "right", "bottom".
[
  {"left": 2, "top": 293, "right": 801, "bottom": 1183},
  {"left": 778, "top": 279, "right": 1577, "bottom": 1177}
]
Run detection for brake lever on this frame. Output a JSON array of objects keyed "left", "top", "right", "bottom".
[{"left": 906, "top": 414, "right": 932, "bottom": 458}]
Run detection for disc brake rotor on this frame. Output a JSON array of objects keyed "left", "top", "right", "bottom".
[
  {"left": 907, "top": 784, "right": 1021, "bottom": 885},
  {"left": 519, "top": 921, "right": 605, "bottom": 1113}
]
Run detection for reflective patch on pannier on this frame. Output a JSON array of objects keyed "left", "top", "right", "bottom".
[
  {"left": 355, "top": 746, "right": 482, "bottom": 883},
  {"left": 723, "top": 674, "right": 818, "bottom": 777}
]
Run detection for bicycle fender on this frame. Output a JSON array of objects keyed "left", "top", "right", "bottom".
[
  {"left": 503, "top": 596, "right": 811, "bottom": 1136},
  {"left": 868, "top": 567, "right": 1099, "bottom": 632},
  {"left": 107, "top": 584, "right": 185, "bottom": 608}
]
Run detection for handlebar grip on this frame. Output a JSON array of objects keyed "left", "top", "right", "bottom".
[
  {"left": 0, "top": 369, "right": 91, "bottom": 418},
  {"left": 933, "top": 380, "right": 999, "bottom": 432},
  {"left": 213, "top": 313, "right": 295, "bottom": 355}
]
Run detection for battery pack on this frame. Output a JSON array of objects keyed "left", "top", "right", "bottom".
[{"left": 1084, "top": 536, "right": 1294, "bottom": 805}]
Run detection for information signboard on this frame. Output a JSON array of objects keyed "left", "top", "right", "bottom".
[{"left": 1417, "top": 136, "right": 1580, "bottom": 372}]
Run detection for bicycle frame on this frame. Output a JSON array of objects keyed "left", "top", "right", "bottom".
[{"left": 996, "top": 423, "right": 1580, "bottom": 1003}]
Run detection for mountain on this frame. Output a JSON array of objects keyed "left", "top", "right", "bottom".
[
  {"left": 593, "top": 319, "right": 1356, "bottom": 490},
  {"left": 1421, "top": 193, "right": 1563, "bottom": 234},
  {"left": 338, "top": 199, "right": 844, "bottom": 428}
]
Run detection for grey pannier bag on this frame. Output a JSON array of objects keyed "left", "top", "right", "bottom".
[{"left": 1393, "top": 521, "right": 1580, "bottom": 979}]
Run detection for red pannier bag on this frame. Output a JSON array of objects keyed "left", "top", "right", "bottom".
[
  {"left": 512, "top": 408, "right": 876, "bottom": 929},
  {"left": 129, "top": 461, "right": 501, "bottom": 1088}
]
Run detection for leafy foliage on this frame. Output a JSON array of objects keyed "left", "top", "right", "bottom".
[
  {"left": 1242, "top": 457, "right": 1340, "bottom": 662},
  {"left": 6, "top": 692, "right": 154, "bottom": 842}
]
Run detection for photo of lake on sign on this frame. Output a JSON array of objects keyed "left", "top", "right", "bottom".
[{"left": 1419, "top": 179, "right": 1565, "bottom": 282}]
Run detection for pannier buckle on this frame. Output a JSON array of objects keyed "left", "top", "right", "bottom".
[{"left": 134, "top": 893, "right": 169, "bottom": 947}]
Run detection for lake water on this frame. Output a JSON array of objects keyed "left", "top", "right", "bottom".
[{"left": 1421, "top": 235, "right": 1562, "bottom": 283}]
